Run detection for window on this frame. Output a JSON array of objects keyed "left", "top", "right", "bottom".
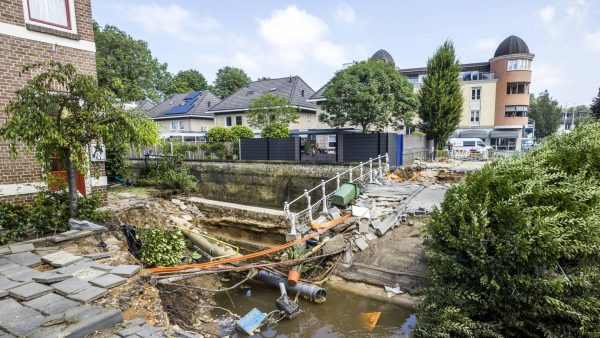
[
  {"left": 463, "top": 141, "right": 476, "bottom": 147},
  {"left": 301, "top": 89, "right": 305, "bottom": 97},
  {"left": 24, "top": 0, "right": 77, "bottom": 32},
  {"left": 491, "top": 138, "right": 516, "bottom": 151},
  {"left": 507, "top": 59, "right": 531, "bottom": 71},
  {"left": 170, "top": 121, "right": 177, "bottom": 130},
  {"left": 226, "top": 116, "right": 232, "bottom": 126},
  {"left": 470, "top": 110, "right": 480, "bottom": 126},
  {"left": 477, "top": 141, "right": 486, "bottom": 147},
  {"left": 564, "top": 123, "right": 572, "bottom": 130},
  {"left": 471, "top": 88, "right": 481, "bottom": 100},
  {"left": 235, "top": 116, "right": 242, "bottom": 125},
  {"left": 207, "top": 101, "right": 211, "bottom": 107},
  {"left": 179, "top": 121, "right": 185, "bottom": 130},
  {"left": 505, "top": 105, "right": 528, "bottom": 118},
  {"left": 507, "top": 82, "right": 529, "bottom": 94}
]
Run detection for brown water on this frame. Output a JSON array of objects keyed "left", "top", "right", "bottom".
[{"left": 213, "top": 282, "right": 416, "bottom": 337}]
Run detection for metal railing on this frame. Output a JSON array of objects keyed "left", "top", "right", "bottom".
[{"left": 283, "top": 153, "right": 389, "bottom": 235}]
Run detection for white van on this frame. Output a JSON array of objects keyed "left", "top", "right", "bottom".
[{"left": 448, "top": 138, "right": 492, "bottom": 159}]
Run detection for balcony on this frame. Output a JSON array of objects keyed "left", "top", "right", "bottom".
[{"left": 461, "top": 71, "right": 495, "bottom": 81}]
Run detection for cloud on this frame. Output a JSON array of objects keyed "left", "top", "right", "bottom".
[
  {"left": 334, "top": 3, "right": 356, "bottom": 23},
  {"left": 584, "top": 31, "right": 600, "bottom": 50},
  {"left": 116, "top": 3, "right": 221, "bottom": 42},
  {"left": 233, "top": 52, "right": 261, "bottom": 73},
  {"left": 539, "top": 5, "right": 556, "bottom": 23},
  {"left": 476, "top": 37, "right": 498, "bottom": 52},
  {"left": 531, "top": 63, "right": 567, "bottom": 90}
]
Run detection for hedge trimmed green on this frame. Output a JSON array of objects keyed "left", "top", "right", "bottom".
[
  {"left": 416, "top": 122, "right": 600, "bottom": 337},
  {"left": 136, "top": 227, "right": 186, "bottom": 267}
]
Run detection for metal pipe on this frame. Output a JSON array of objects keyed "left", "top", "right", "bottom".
[{"left": 255, "top": 270, "right": 327, "bottom": 303}]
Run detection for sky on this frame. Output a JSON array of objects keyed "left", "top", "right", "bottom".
[{"left": 91, "top": 0, "right": 600, "bottom": 106}]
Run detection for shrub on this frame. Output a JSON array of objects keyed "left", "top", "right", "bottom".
[
  {"left": 261, "top": 122, "right": 290, "bottom": 138},
  {"left": 416, "top": 122, "right": 600, "bottom": 337},
  {"left": 206, "top": 127, "right": 234, "bottom": 143},
  {"left": 230, "top": 125, "right": 254, "bottom": 140},
  {"left": 201, "top": 142, "right": 227, "bottom": 159},
  {"left": 136, "top": 227, "right": 186, "bottom": 267}
]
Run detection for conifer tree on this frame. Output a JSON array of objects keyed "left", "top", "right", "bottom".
[
  {"left": 591, "top": 87, "right": 600, "bottom": 119},
  {"left": 417, "top": 40, "right": 463, "bottom": 151}
]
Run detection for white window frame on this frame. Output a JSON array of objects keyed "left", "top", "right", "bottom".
[
  {"left": 170, "top": 121, "right": 177, "bottom": 131},
  {"left": 22, "top": 0, "right": 78, "bottom": 34},
  {"left": 470, "top": 110, "right": 480, "bottom": 126},
  {"left": 179, "top": 121, "right": 185, "bottom": 130},
  {"left": 471, "top": 87, "right": 481, "bottom": 101},
  {"left": 507, "top": 59, "right": 531, "bottom": 71}
]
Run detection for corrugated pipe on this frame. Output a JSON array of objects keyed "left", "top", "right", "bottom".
[{"left": 255, "top": 269, "right": 327, "bottom": 303}]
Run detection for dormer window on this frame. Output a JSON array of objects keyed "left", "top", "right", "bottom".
[{"left": 24, "top": 0, "right": 78, "bottom": 34}]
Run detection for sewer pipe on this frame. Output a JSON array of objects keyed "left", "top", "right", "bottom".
[{"left": 255, "top": 269, "right": 327, "bottom": 303}]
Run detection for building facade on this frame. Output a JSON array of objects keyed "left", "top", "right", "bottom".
[{"left": 0, "top": 0, "right": 105, "bottom": 203}]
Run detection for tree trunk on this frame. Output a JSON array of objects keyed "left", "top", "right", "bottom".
[{"left": 65, "top": 154, "right": 78, "bottom": 218}]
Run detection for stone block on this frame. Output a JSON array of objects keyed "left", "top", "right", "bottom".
[
  {"left": 53, "top": 230, "right": 93, "bottom": 243},
  {"left": 33, "top": 272, "right": 72, "bottom": 284},
  {"left": 171, "top": 198, "right": 182, "bottom": 205},
  {"left": 63, "top": 304, "right": 103, "bottom": 321},
  {"left": 0, "top": 276, "right": 20, "bottom": 291},
  {"left": 53, "top": 259, "right": 94, "bottom": 274},
  {"left": 42, "top": 251, "right": 83, "bottom": 267},
  {"left": 5, "top": 251, "right": 42, "bottom": 267},
  {"left": 374, "top": 212, "right": 398, "bottom": 236},
  {"left": 9, "top": 281, "right": 53, "bottom": 301},
  {"left": 125, "top": 318, "right": 147, "bottom": 327},
  {"left": 58, "top": 230, "right": 81, "bottom": 237},
  {"left": 62, "top": 308, "right": 123, "bottom": 338},
  {"left": 0, "top": 262, "right": 19, "bottom": 274},
  {"left": 89, "top": 273, "right": 126, "bottom": 289},
  {"left": 73, "top": 267, "right": 106, "bottom": 281},
  {"left": 355, "top": 238, "right": 369, "bottom": 251},
  {"left": 0, "top": 305, "right": 45, "bottom": 337},
  {"left": 110, "top": 265, "right": 141, "bottom": 277},
  {"left": 83, "top": 252, "right": 112, "bottom": 260},
  {"left": 42, "top": 313, "right": 66, "bottom": 326},
  {"left": 358, "top": 219, "right": 369, "bottom": 233},
  {"left": 67, "top": 285, "right": 107, "bottom": 304},
  {"left": 3, "top": 266, "right": 45, "bottom": 282},
  {"left": 52, "top": 278, "right": 90, "bottom": 296},
  {"left": 117, "top": 323, "right": 146, "bottom": 337},
  {"left": 0, "top": 247, "right": 10, "bottom": 256},
  {"left": 181, "top": 214, "right": 193, "bottom": 222},
  {"left": 29, "top": 324, "right": 68, "bottom": 338},
  {"left": 8, "top": 243, "right": 34, "bottom": 253},
  {"left": 23, "top": 292, "right": 78, "bottom": 315}
]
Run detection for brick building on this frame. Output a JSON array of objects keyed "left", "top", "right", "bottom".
[{"left": 0, "top": 0, "right": 106, "bottom": 203}]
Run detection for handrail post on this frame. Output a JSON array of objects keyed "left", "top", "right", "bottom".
[
  {"left": 385, "top": 152, "right": 390, "bottom": 173},
  {"left": 290, "top": 213, "right": 297, "bottom": 235},
  {"left": 369, "top": 158, "right": 373, "bottom": 183},
  {"left": 336, "top": 172, "right": 340, "bottom": 189},
  {"left": 305, "top": 189, "right": 313, "bottom": 224},
  {"left": 359, "top": 162, "right": 364, "bottom": 183},
  {"left": 321, "top": 180, "right": 328, "bottom": 213},
  {"left": 378, "top": 155, "right": 383, "bottom": 177},
  {"left": 349, "top": 170, "right": 353, "bottom": 182}
]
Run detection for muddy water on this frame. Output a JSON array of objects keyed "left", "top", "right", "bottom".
[{"left": 213, "top": 283, "right": 415, "bottom": 337}]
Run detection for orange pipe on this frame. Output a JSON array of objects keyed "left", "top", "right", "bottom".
[{"left": 148, "top": 213, "right": 351, "bottom": 273}]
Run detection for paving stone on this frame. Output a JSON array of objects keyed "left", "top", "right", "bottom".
[
  {"left": 23, "top": 292, "right": 79, "bottom": 315},
  {"left": 62, "top": 308, "right": 123, "bottom": 338},
  {"left": 53, "top": 230, "right": 93, "bottom": 243},
  {"left": 111, "top": 264, "right": 141, "bottom": 277},
  {"left": 9, "top": 281, "right": 53, "bottom": 301},
  {"left": 33, "top": 272, "right": 72, "bottom": 284},
  {"left": 0, "top": 298, "right": 45, "bottom": 336},
  {"left": 8, "top": 243, "right": 34, "bottom": 253},
  {"left": 0, "top": 276, "right": 20, "bottom": 292},
  {"left": 4, "top": 251, "right": 42, "bottom": 267},
  {"left": 67, "top": 285, "right": 107, "bottom": 303},
  {"left": 52, "top": 277, "right": 90, "bottom": 296},
  {"left": 41, "top": 251, "right": 83, "bottom": 267},
  {"left": 73, "top": 267, "right": 107, "bottom": 281},
  {"left": 3, "top": 266, "right": 45, "bottom": 282},
  {"left": 29, "top": 324, "right": 67, "bottom": 338},
  {"left": 53, "top": 259, "right": 94, "bottom": 274},
  {"left": 355, "top": 238, "right": 369, "bottom": 251},
  {"left": 42, "top": 312, "right": 66, "bottom": 326},
  {"left": 117, "top": 323, "right": 146, "bottom": 337},
  {"left": 0, "top": 247, "right": 10, "bottom": 256},
  {"left": 58, "top": 230, "right": 81, "bottom": 237},
  {"left": 89, "top": 273, "right": 126, "bottom": 289},
  {"left": 83, "top": 252, "right": 112, "bottom": 260},
  {"left": 125, "top": 318, "right": 147, "bottom": 327},
  {"left": 0, "top": 262, "right": 19, "bottom": 273},
  {"left": 63, "top": 304, "right": 103, "bottom": 322}
]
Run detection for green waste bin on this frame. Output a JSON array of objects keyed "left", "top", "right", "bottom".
[{"left": 331, "top": 183, "right": 360, "bottom": 208}]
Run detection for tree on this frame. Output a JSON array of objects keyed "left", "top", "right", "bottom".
[
  {"left": 246, "top": 94, "right": 299, "bottom": 135},
  {"left": 230, "top": 125, "right": 254, "bottom": 140},
  {"left": 416, "top": 122, "right": 600, "bottom": 337},
  {"left": 94, "top": 22, "right": 172, "bottom": 102},
  {"left": 213, "top": 66, "right": 251, "bottom": 99},
  {"left": 529, "top": 90, "right": 561, "bottom": 138},
  {"left": 260, "top": 123, "right": 289, "bottom": 138},
  {"left": 417, "top": 40, "right": 463, "bottom": 150},
  {"left": 167, "top": 69, "right": 209, "bottom": 95},
  {"left": 591, "top": 87, "right": 600, "bottom": 119},
  {"left": 205, "top": 127, "right": 234, "bottom": 143},
  {"left": 0, "top": 61, "right": 159, "bottom": 217},
  {"left": 320, "top": 60, "right": 418, "bottom": 133}
]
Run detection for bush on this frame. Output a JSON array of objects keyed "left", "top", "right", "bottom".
[
  {"left": 137, "top": 168, "right": 198, "bottom": 193},
  {"left": 230, "top": 125, "right": 254, "bottom": 140},
  {"left": 136, "top": 227, "right": 186, "bottom": 267},
  {"left": 206, "top": 127, "right": 234, "bottom": 143},
  {"left": 416, "top": 122, "right": 600, "bottom": 337},
  {"left": 201, "top": 142, "right": 227, "bottom": 159},
  {"left": 261, "top": 122, "right": 289, "bottom": 138}
]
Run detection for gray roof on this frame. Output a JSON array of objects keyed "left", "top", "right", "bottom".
[
  {"left": 494, "top": 35, "right": 529, "bottom": 57},
  {"left": 309, "top": 82, "right": 328, "bottom": 101},
  {"left": 134, "top": 99, "right": 155, "bottom": 111},
  {"left": 148, "top": 91, "right": 220, "bottom": 119},
  {"left": 398, "top": 62, "right": 491, "bottom": 77},
  {"left": 209, "top": 76, "right": 316, "bottom": 113}
]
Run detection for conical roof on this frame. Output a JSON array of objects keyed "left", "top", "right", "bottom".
[
  {"left": 370, "top": 49, "right": 395, "bottom": 65},
  {"left": 494, "top": 35, "right": 529, "bottom": 57}
]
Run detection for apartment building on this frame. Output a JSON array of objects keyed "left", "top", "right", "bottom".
[{"left": 0, "top": 0, "right": 105, "bottom": 202}]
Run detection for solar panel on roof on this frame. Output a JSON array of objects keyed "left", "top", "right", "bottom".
[
  {"left": 166, "top": 100, "right": 195, "bottom": 114},
  {"left": 184, "top": 91, "right": 201, "bottom": 100}
]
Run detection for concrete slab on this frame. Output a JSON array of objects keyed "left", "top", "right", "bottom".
[
  {"left": 83, "top": 252, "right": 112, "bottom": 260},
  {"left": 52, "top": 230, "right": 93, "bottom": 243},
  {"left": 33, "top": 272, "right": 72, "bottom": 284},
  {"left": 41, "top": 251, "right": 83, "bottom": 267},
  {"left": 53, "top": 259, "right": 94, "bottom": 274},
  {"left": 110, "top": 265, "right": 141, "bottom": 277},
  {"left": 52, "top": 278, "right": 90, "bottom": 296},
  {"left": 0, "top": 298, "right": 45, "bottom": 337},
  {"left": 58, "top": 230, "right": 81, "bottom": 237},
  {"left": 358, "top": 219, "right": 369, "bottom": 233},
  {"left": 72, "top": 267, "right": 106, "bottom": 281},
  {"left": 29, "top": 324, "right": 67, "bottom": 338},
  {"left": 9, "top": 281, "right": 53, "bottom": 301},
  {"left": 89, "top": 273, "right": 126, "bottom": 289},
  {"left": 63, "top": 304, "right": 103, "bottom": 321},
  {"left": 67, "top": 285, "right": 107, "bottom": 304},
  {"left": 4, "top": 251, "right": 42, "bottom": 267},
  {"left": 4, "top": 267, "right": 45, "bottom": 282},
  {"left": 117, "top": 323, "right": 145, "bottom": 337},
  {"left": 0, "top": 276, "right": 20, "bottom": 291},
  {"left": 42, "top": 312, "right": 66, "bottom": 326},
  {"left": 23, "top": 292, "right": 79, "bottom": 315},
  {"left": 0, "top": 262, "right": 19, "bottom": 273},
  {"left": 62, "top": 308, "right": 123, "bottom": 338},
  {"left": 355, "top": 238, "right": 369, "bottom": 251},
  {"left": 0, "top": 247, "right": 10, "bottom": 256},
  {"left": 8, "top": 243, "right": 34, "bottom": 253}
]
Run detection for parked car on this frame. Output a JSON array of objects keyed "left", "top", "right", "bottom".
[
  {"left": 521, "top": 138, "right": 535, "bottom": 152},
  {"left": 448, "top": 138, "right": 493, "bottom": 159}
]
